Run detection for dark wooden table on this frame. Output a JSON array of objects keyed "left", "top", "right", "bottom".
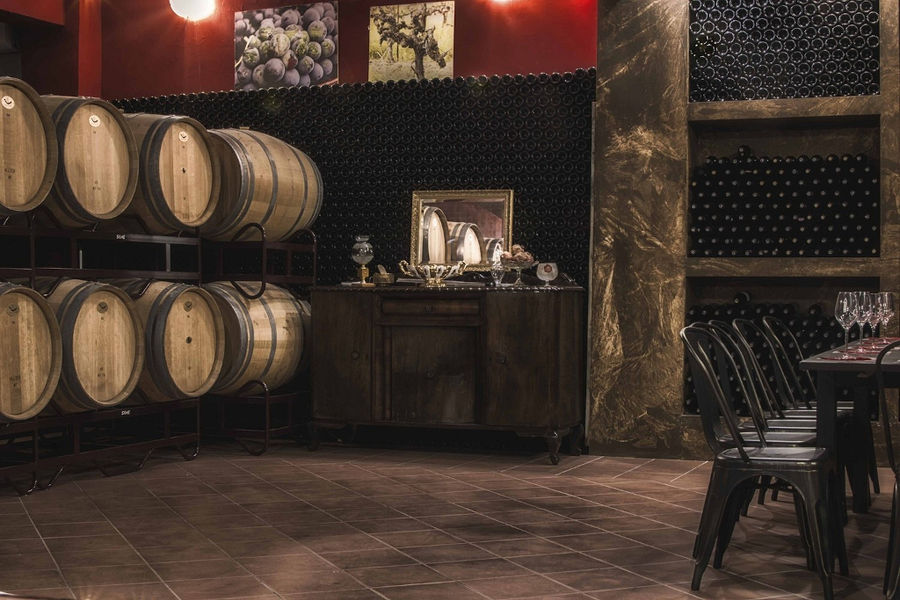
[{"left": 800, "top": 340, "right": 900, "bottom": 512}]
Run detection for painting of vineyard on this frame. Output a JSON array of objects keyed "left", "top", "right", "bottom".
[{"left": 368, "top": 2, "right": 454, "bottom": 83}]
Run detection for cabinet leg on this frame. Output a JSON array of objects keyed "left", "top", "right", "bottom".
[
  {"left": 307, "top": 422, "right": 320, "bottom": 451},
  {"left": 566, "top": 423, "right": 585, "bottom": 456},
  {"left": 546, "top": 430, "right": 561, "bottom": 465}
]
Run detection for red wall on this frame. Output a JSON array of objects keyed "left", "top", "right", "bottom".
[{"left": 102, "top": 0, "right": 596, "bottom": 99}]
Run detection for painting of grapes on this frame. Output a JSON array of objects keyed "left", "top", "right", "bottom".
[
  {"left": 368, "top": 2, "right": 454, "bottom": 83},
  {"left": 234, "top": 2, "right": 338, "bottom": 90}
]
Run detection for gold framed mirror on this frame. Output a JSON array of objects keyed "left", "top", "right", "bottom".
[{"left": 410, "top": 189, "right": 513, "bottom": 271}]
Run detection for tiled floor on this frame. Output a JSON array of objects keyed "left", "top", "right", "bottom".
[{"left": 0, "top": 443, "right": 892, "bottom": 600}]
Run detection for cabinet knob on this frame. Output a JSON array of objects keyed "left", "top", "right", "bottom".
[
  {"left": 495, "top": 353, "right": 507, "bottom": 365},
  {"left": 351, "top": 351, "right": 360, "bottom": 360}
]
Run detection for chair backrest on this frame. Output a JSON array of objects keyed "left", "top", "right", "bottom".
[
  {"left": 706, "top": 320, "right": 784, "bottom": 427},
  {"left": 875, "top": 340, "right": 900, "bottom": 476},
  {"left": 732, "top": 318, "right": 799, "bottom": 413},
  {"left": 681, "top": 325, "right": 762, "bottom": 460},
  {"left": 762, "top": 316, "right": 816, "bottom": 408}
]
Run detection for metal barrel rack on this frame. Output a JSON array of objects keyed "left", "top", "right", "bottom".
[
  {"left": 202, "top": 224, "right": 316, "bottom": 455},
  {"left": 0, "top": 212, "right": 203, "bottom": 494}
]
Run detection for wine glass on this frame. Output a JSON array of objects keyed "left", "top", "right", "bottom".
[
  {"left": 853, "top": 291, "right": 873, "bottom": 347},
  {"left": 536, "top": 262, "right": 558, "bottom": 287},
  {"left": 877, "top": 291, "right": 895, "bottom": 342},
  {"left": 834, "top": 291, "right": 857, "bottom": 358}
]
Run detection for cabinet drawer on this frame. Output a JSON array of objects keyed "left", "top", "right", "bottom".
[{"left": 380, "top": 298, "right": 480, "bottom": 317}]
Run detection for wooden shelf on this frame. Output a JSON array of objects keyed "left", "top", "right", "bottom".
[
  {"left": 687, "top": 95, "right": 882, "bottom": 125},
  {"left": 685, "top": 257, "right": 884, "bottom": 279}
]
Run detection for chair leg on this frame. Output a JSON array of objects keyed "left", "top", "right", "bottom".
[
  {"left": 693, "top": 465, "right": 732, "bottom": 591},
  {"left": 797, "top": 479, "right": 835, "bottom": 600},
  {"left": 884, "top": 480, "right": 900, "bottom": 599},
  {"left": 757, "top": 475, "right": 770, "bottom": 505},
  {"left": 714, "top": 482, "right": 750, "bottom": 569},
  {"left": 793, "top": 490, "right": 814, "bottom": 571},
  {"left": 828, "top": 467, "right": 849, "bottom": 577},
  {"left": 865, "top": 419, "right": 880, "bottom": 495}
]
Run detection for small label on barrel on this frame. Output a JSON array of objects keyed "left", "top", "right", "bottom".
[
  {"left": 1, "top": 96, "right": 14, "bottom": 110},
  {"left": 179, "top": 131, "right": 189, "bottom": 143},
  {"left": 120, "top": 409, "right": 131, "bottom": 416},
  {"left": 89, "top": 115, "right": 101, "bottom": 128}
]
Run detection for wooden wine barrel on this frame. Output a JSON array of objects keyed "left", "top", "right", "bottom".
[
  {"left": 0, "top": 283, "right": 62, "bottom": 420},
  {"left": 110, "top": 280, "right": 225, "bottom": 402},
  {"left": 123, "top": 113, "right": 221, "bottom": 233},
  {"left": 40, "top": 279, "right": 144, "bottom": 412},
  {"left": 41, "top": 96, "right": 138, "bottom": 227},
  {"left": 201, "top": 129, "right": 322, "bottom": 241},
  {"left": 0, "top": 78, "right": 57, "bottom": 216},
  {"left": 421, "top": 206, "right": 449, "bottom": 263},
  {"left": 203, "top": 282, "right": 304, "bottom": 395},
  {"left": 484, "top": 238, "right": 504, "bottom": 263},
  {"left": 448, "top": 221, "right": 485, "bottom": 264}
]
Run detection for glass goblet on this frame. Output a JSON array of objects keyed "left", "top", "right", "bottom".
[
  {"left": 536, "top": 262, "right": 558, "bottom": 287},
  {"left": 834, "top": 291, "right": 857, "bottom": 358},
  {"left": 878, "top": 291, "right": 895, "bottom": 342}
]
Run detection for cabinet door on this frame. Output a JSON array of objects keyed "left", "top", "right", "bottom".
[
  {"left": 311, "top": 290, "right": 372, "bottom": 422},
  {"left": 388, "top": 326, "right": 477, "bottom": 424},
  {"left": 482, "top": 292, "right": 556, "bottom": 428}
]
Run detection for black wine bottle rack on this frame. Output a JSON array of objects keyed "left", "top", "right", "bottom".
[
  {"left": 114, "top": 70, "right": 596, "bottom": 286},
  {"left": 684, "top": 298, "right": 874, "bottom": 415},
  {"left": 690, "top": 0, "right": 880, "bottom": 102},
  {"left": 688, "top": 146, "right": 879, "bottom": 258}
]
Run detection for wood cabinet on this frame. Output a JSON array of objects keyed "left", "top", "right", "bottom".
[{"left": 310, "top": 285, "right": 585, "bottom": 463}]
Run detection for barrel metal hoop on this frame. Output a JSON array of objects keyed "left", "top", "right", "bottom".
[
  {"left": 241, "top": 130, "right": 280, "bottom": 235},
  {"left": 145, "top": 282, "right": 183, "bottom": 399},
  {"left": 284, "top": 145, "right": 315, "bottom": 236},
  {"left": 139, "top": 117, "right": 177, "bottom": 231},
  {"left": 206, "top": 283, "right": 253, "bottom": 392},
  {"left": 255, "top": 293, "right": 279, "bottom": 385},
  {"left": 209, "top": 131, "right": 255, "bottom": 239},
  {"left": 55, "top": 282, "right": 101, "bottom": 410}
]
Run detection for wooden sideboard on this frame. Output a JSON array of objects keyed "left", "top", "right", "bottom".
[{"left": 309, "top": 284, "right": 585, "bottom": 463}]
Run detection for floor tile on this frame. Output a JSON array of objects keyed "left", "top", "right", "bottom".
[
  {"left": 376, "top": 581, "right": 487, "bottom": 599},
  {"left": 166, "top": 574, "right": 279, "bottom": 599},
  {"left": 348, "top": 564, "right": 449, "bottom": 587},
  {"left": 463, "top": 574, "right": 575, "bottom": 599},
  {"left": 71, "top": 582, "right": 178, "bottom": 599}
]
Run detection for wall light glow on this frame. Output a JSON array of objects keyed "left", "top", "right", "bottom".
[{"left": 170, "top": 0, "right": 216, "bottom": 21}]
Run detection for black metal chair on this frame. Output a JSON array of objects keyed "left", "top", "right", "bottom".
[
  {"left": 696, "top": 321, "right": 821, "bottom": 512},
  {"left": 763, "top": 315, "right": 879, "bottom": 496},
  {"left": 682, "top": 326, "right": 848, "bottom": 600},
  {"left": 875, "top": 340, "right": 900, "bottom": 599},
  {"left": 704, "top": 321, "right": 818, "bottom": 432}
]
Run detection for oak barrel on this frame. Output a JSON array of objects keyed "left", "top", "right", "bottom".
[
  {"left": 0, "top": 78, "right": 57, "bottom": 215},
  {"left": 0, "top": 283, "right": 62, "bottom": 420},
  {"left": 123, "top": 113, "right": 221, "bottom": 233},
  {"left": 201, "top": 129, "right": 322, "bottom": 241},
  {"left": 203, "top": 282, "right": 304, "bottom": 395},
  {"left": 41, "top": 95, "right": 138, "bottom": 227},
  {"left": 40, "top": 279, "right": 144, "bottom": 412},
  {"left": 111, "top": 280, "right": 225, "bottom": 402},
  {"left": 421, "top": 206, "right": 449, "bottom": 263},
  {"left": 448, "top": 221, "right": 485, "bottom": 264}
]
